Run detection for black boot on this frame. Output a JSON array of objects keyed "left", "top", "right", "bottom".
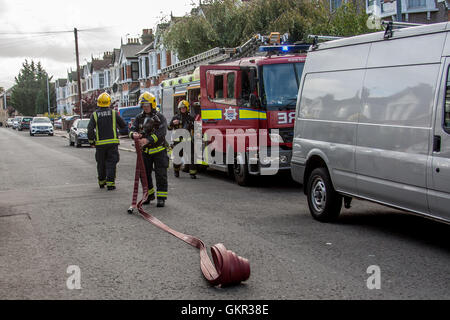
[
  {"left": 190, "top": 174, "right": 196, "bottom": 179},
  {"left": 157, "top": 199, "right": 165, "bottom": 207},
  {"left": 107, "top": 185, "right": 116, "bottom": 190},
  {"left": 174, "top": 170, "right": 180, "bottom": 178},
  {"left": 143, "top": 194, "right": 155, "bottom": 205}
]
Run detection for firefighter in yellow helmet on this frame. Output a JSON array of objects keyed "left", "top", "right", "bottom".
[
  {"left": 87, "top": 92, "right": 126, "bottom": 190},
  {"left": 129, "top": 92, "right": 169, "bottom": 207},
  {"left": 168, "top": 99, "right": 197, "bottom": 179}
]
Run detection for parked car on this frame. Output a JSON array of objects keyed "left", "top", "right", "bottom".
[
  {"left": 69, "top": 118, "right": 90, "bottom": 147},
  {"left": 63, "top": 115, "right": 81, "bottom": 132},
  {"left": 291, "top": 22, "right": 450, "bottom": 224},
  {"left": 54, "top": 118, "right": 62, "bottom": 129},
  {"left": 17, "top": 116, "right": 33, "bottom": 131},
  {"left": 29, "top": 117, "right": 54, "bottom": 136},
  {"left": 118, "top": 106, "right": 141, "bottom": 135},
  {"left": 12, "top": 116, "right": 22, "bottom": 130},
  {"left": 6, "top": 118, "right": 14, "bottom": 127}
]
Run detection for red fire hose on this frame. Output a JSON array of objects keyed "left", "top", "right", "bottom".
[{"left": 127, "top": 137, "right": 250, "bottom": 286}]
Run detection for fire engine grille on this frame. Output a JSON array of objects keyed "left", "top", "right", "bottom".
[{"left": 277, "top": 128, "right": 294, "bottom": 144}]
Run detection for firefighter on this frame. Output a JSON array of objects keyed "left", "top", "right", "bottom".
[
  {"left": 168, "top": 100, "right": 197, "bottom": 179},
  {"left": 129, "top": 92, "right": 169, "bottom": 207},
  {"left": 88, "top": 92, "right": 126, "bottom": 190}
]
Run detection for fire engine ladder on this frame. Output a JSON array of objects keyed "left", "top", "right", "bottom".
[
  {"left": 160, "top": 47, "right": 234, "bottom": 76},
  {"left": 160, "top": 33, "right": 267, "bottom": 77}
]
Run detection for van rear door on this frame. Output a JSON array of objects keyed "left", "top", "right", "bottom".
[{"left": 428, "top": 59, "right": 450, "bottom": 221}]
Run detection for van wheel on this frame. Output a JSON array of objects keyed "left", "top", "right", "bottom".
[{"left": 307, "top": 167, "right": 342, "bottom": 222}]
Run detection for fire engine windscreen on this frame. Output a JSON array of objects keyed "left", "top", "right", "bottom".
[{"left": 261, "top": 63, "right": 304, "bottom": 110}]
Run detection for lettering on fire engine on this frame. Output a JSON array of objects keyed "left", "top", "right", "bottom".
[{"left": 278, "top": 112, "right": 295, "bottom": 124}]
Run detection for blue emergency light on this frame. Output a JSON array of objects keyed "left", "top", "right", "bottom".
[{"left": 259, "top": 44, "right": 310, "bottom": 53}]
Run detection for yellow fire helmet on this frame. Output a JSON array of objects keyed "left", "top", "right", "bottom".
[
  {"left": 178, "top": 100, "right": 190, "bottom": 112},
  {"left": 138, "top": 92, "right": 157, "bottom": 109},
  {"left": 97, "top": 92, "right": 111, "bottom": 107}
]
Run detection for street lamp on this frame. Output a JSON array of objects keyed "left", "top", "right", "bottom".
[{"left": 47, "top": 75, "right": 50, "bottom": 116}]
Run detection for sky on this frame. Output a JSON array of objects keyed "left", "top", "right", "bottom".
[{"left": 0, "top": 0, "right": 197, "bottom": 89}]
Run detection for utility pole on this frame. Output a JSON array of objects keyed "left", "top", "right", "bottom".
[
  {"left": 74, "top": 27, "right": 83, "bottom": 119},
  {"left": 46, "top": 75, "right": 50, "bottom": 116}
]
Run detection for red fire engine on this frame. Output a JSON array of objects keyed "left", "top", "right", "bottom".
[{"left": 198, "top": 44, "right": 308, "bottom": 185}]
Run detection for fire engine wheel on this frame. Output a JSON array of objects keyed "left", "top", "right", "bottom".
[
  {"left": 233, "top": 153, "right": 250, "bottom": 186},
  {"left": 306, "top": 167, "right": 342, "bottom": 222}
]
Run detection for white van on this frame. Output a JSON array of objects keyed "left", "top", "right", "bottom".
[{"left": 291, "top": 22, "right": 450, "bottom": 224}]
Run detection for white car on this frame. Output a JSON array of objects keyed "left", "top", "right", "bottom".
[
  {"left": 30, "top": 117, "right": 54, "bottom": 136},
  {"left": 54, "top": 118, "right": 62, "bottom": 129},
  {"left": 12, "top": 117, "right": 21, "bottom": 130},
  {"left": 6, "top": 118, "right": 14, "bottom": 128}
]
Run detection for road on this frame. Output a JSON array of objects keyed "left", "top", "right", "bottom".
[{"left": 0, "top": 127, "right": 449, "bottom": 300}]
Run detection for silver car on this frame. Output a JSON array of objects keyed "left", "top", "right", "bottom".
[
  {"left": 68, "top": 119, "right": 90, "bottom": 147},
  {"left": 292, "top": 22, "right": 450, "bottom": 224},
  {"left": 12, "top": 116, "right": 21, "bottom": 130}
]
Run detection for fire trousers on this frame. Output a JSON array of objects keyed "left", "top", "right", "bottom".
[
  {"left": 142, "top": 148, "right": 169, "bottom": 200},
  {"left": 173, "top": 141, "right": 197, "bottom": 175},
  {"left": 95, "top": 144, "right": 120, "bottom": 187}
]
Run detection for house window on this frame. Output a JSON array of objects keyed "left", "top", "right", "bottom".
[
  {"left": 166, "top": 51, "right": 172, "bottom": 66},
  {"left": 132, "top": 62, "right": 139, "bottom": 81},
  {"left": 99, "top": 73, "right": 104, "bottom": 89},
  {"left": 408, "top": 0, "right": 426, "bottom": 8},
  {"left": 367, "top": 0, "right": 375, "bottom": 6},
  {"left": 105, "top": 71, "right": 110, "bottom": 87},
  {"left": 145, "top": 57, "right": 150, "bottom": 78}
]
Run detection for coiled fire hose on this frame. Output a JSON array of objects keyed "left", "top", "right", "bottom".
[{"left": 127, "top": 136, "right": 250, "bottom": 286}]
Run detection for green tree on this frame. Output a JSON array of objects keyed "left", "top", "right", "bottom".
[
  {"left": 34, "top": 62, "right": 55, "bottom": 115},
  {"left": 162, "top": 0, "right": 376, "bottom": 60},
  {"left": 163, "top": 0, "right": 248, "bottom": 60},
  {"left": 10, "top": 60, "right": 55, "bottom": 116}
]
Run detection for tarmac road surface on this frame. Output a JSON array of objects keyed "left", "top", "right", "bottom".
[{"left": 1, "top": 127, "right": 449, "bottom": 300}]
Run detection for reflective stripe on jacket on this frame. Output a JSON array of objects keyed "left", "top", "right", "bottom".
[{"left": 88, "top": 108, "right": 126, "bottom": 146}]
